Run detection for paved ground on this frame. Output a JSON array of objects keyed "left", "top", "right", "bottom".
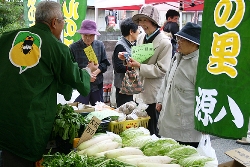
[{"left": 211, "top": 135, "right": 250, "bottom": 164}]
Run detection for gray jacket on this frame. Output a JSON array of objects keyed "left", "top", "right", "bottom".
[{"left": 157, "top": 50, "right": 202, "bottom": 142}]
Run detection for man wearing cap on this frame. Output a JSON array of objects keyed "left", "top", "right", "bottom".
[
  {"left": 69, "top": 20, "right": 110, "bottom": 106},
  {"left": 156, "top": 22, "right": 202, "bottom": 148},
  {"left": 123, "top": 4, "right": 172, "bottom": 136}
]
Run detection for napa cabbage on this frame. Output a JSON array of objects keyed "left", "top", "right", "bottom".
[{"left": 179, "top": 155, "right": 214, "bottom": 167}]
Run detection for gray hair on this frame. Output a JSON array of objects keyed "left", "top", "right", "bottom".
[{"left": 35, "top": 1, "right": 63, "bottom": 24}]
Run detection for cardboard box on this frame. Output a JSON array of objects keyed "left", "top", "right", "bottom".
[{"left": 218, "top": 148, "right": 250, "bottom": 167}]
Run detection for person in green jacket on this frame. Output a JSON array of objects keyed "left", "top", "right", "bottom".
[{"left": 0, "top": 1, "right": 98, "bottom": 167}]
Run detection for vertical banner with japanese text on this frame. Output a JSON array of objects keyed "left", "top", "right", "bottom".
[
  {"left": 194, "top": 0, "right": 250, "bottom": 139},
  {"left": 61, "top": 0, "right": 87, "bottom": 46},
  {"left": 23, "top": 0, "right": 41, "bottom": 27}
]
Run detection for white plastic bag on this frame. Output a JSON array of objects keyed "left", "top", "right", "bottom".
[
  {"left": 197, "top": 134, "right": 218, "bottom": 162},
  {"left": 110, "top": 80, "right": 117, "bottom": 108}
]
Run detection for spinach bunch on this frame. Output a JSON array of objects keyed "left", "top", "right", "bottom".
[
  {"left": 52, "top": 104, "right": 86, "bottom": 144},
  {"left": 42, "top": 151, "right": 86, "bottom": 167}
]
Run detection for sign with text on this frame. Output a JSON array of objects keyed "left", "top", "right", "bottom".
[
  {"left": 131, "top": 43, "right": 154, "bottom": 63},
  {"left": 61, "top": 0, "right": 87, "bottom": 46},
  {"left": 23, "top": 0, "right": 41, "bottom": 27},
  {"left": 225, "top": 148, "right": 250, "bottom": 167},
  {"left": 83, "top": 45, "right": 98, "bottom": 64},
  {"left": 77, "top": 116, "right": 101, "bottom": 147},
  {"left": 194, "top": 0, "right": 250, "bottom": 139}
]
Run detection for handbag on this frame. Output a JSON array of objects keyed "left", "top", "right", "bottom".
[{"left": 119, "top": 69, "right": 144, "bottom": 95}]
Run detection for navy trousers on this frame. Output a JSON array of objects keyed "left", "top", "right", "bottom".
[{"left": 74, "top": 88, "right": 103, "bottom": 106}]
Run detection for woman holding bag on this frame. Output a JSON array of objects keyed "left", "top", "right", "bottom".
[{"left": 112, "top": 17, "right": 140, "bottom": 107}]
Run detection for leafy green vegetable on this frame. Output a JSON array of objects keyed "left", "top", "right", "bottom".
[
  {"left": 120, "top": 128, "right": 150, "bottom": 148},
  {"left": 85, "top": 110, "right": 121, "bottom": 121},
  {"left": 179, "top": 155, "right": 214, "bottom": 167},
  {"left": 92, "top": 158, "right": 136, "bottom": 167},
  {"left": 166, "top": 145, "right": 198, "bottom": 164},
  {"left": 42, "top": 151, "right": 136, "bottom": 167},
  {"left": 141, "top": 138, "right": 179, "bottom": 156},
  {"left": 52, "top": 104, "right": 86, "bottom": 143},
  {"left": 120, "top": 128, "right": 150, "bottom": 140},
  {"left": 42, "top": 151, "right": 86, "bottom": 167},
  {"left": 157, "top": 143, "right": 182, "bottom": 156},
  {"left": 122, "top": 135, "right": 153, "bottom": 148}
]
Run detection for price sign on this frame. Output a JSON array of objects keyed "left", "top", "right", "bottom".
[{"left": 77, "top": 116, "right": 101, "bottom": 147}]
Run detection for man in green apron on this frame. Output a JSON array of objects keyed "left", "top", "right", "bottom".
[{"left": 0, "top": 1, "right": 98, "bottom": 166}]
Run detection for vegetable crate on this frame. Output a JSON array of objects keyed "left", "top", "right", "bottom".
[{"left": 108, "top": 116, "right": 150, "bottom": 134}]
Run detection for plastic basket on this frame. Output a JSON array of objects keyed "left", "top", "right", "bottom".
[{"left": 108, "top": 116, "right": 150, "bottom": 134}]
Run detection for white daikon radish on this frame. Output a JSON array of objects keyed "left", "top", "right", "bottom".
[
  {"left": 138, "top": 163, "right": 181, "bottom": 167},
  {"left": 93, "top": 150, "right": 115, "bottom": 157},
  {"left": 124, "top": 156, "right": 173, "bottom": 165},
  {"left": 84, "top": 140, "right": 120, "bottom": 156},
  {"left": 105, "top": 147, "right": 144, "bottom": 159},
  {"left": 77, "top": 149, "right": 86, "bottom": 155},
  {"left": 116, "top": 155, "right": 146, "bottom": 161},
  {"left": 77, "top": 135, "right": 114, "bottom": 150}
]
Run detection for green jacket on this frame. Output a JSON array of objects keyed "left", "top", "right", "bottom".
[{"left": 0, "top": 23, "right": 90, "bottom": 161}]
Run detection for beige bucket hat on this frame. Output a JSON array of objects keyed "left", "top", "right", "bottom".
[{"left": 132, "top": 4, "right": 160, "bottom": 28}]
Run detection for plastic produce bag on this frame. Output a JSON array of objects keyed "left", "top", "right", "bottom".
[{"left": 197, "top": 134, "right": 218, "bottom": 165}]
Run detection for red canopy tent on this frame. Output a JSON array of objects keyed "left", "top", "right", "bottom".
[
  {"left": 94, "top": 0, "right": 204, "bottom": 29},
  {"left": 96, "top": 0, "right": 204, "bottom": 11}
]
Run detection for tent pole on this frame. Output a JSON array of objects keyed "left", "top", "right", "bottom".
[
  {"left": 179, "top": 1, "right": 183, "bottom": 30},
  {"left": 95, "top": 7, "right": 98, "bottom": 40},
  {"left": 179, "top": 11, "right": 183, "bottom": 30}
]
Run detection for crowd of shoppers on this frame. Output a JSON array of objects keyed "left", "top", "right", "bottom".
[{"left": 3, "top": 1, "right": 249, "bottom": 166}]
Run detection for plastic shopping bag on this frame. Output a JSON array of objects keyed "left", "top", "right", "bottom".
[
  {"left": 197, "top": 134, "right": 218, "bottom": 162},
  {"left": 110, "top": 80, "right": 117, "bottom": 108}
]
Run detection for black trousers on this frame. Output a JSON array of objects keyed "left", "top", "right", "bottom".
[
  {"left": 145, "top": 103, "right": 159, "bottom": 136},
  {"left": 177, "top": 141, "right": 199, "bottom": 148},
  {"left": 1, "top": 150, "right": 35, "bottom": 167},
  {"left": 115, "top": 88, "right": 133, "bottom": 108}
]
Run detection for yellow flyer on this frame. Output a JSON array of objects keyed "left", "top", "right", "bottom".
[{"left": 83, "top": 45, "right": 98, "bottom": 64}]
